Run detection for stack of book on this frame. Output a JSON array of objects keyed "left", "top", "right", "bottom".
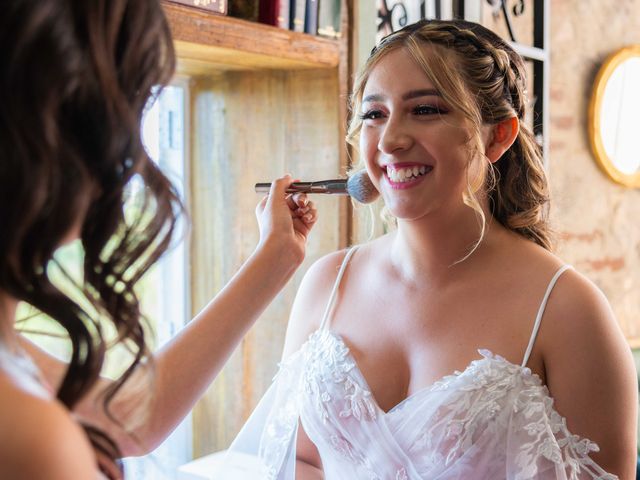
[
  {"left": 168, "top": 0, "right": 341, "bottom": 39},
  {"left": 258, "top": 0, "right": 341, "bottom": 38},
  {"left": 169, "top": 0, "right": 229, "bottom": 15}
]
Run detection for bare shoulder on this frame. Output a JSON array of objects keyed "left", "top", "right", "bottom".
[
  {"left": 540, "top": 266, "right": 627, "bottom": 359},
  {"left": 0, "top": 376, "right": 97, "bottom": 479},
  {"left": 537, "top": 266, "right": 637, "bottom": 477},
  {"left": 528, "top": 250, "right": 632, "bottom": 383},
  {"left": 502, "top": 238, "right": 617, "bottom": 342},
  {"left": 281, "top": 248, "right": 356, "bottom": 359},
  {"left": 539, "top": 264, "right": 635, "bottom": 397},
  {"left": 306, "top": 248, "right": 355, "bottom": 286}
]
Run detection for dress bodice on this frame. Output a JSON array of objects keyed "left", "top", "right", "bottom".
[{"left": 226, "top": 247, "right": 618, "bottom": 480}]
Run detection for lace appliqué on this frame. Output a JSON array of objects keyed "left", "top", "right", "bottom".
[
  {"left": 329, "top": 434, "right": 381, "bottom": 480},
  {"left": 436, "top": 350, "right": 516, "bottom": 466},
  {"left": 513, "top": 382, "right": 618, "bottom": 480},
  {"left": 408, "top": 350, "right": 616, "bottom": 479},
  {"left": 303, "top": 330, "right": 377, "bottom": 423},
  {"left": 395, "top": 467, "right": 409, "bottom": 480},
  {"left": 302, "top": 331, "right": 402, "bottom": 479}
]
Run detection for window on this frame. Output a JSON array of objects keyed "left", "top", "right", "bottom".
[
  {"left": 124, "top": 83, "right": 192, "bottom": 479},
  {"left": 18, "top": 83, "right": 191, "bottom": 480}
]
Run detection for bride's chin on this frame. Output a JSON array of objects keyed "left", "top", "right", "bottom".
[{"left": 383, "top": 201, "right": 429, "bottom": 222}]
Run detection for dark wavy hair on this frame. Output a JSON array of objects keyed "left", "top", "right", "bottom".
[{"left": 0, "top": 0, "right": 181, "bottom": 476}]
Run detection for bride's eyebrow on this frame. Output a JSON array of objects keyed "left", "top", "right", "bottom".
[
  {"left": 362, "top": 93, "right": 385, "bottom": 103},
  {"left": 362, "top": 89, "right": 441, "bottom": 104},
  {"left": 402, "top": 89, "right": 441, "bottom": 100}
]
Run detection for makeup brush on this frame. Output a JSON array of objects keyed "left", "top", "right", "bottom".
[{"left": 255, "top": 169, "right": 379, "bottom": 204}]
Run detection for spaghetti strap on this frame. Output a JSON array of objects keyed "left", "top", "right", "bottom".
[
  {"left": 318, "top": 246, "right": 359, "bottom": 331},
  {"left": 521, "top": 264, "right": 573, "bottom": 367}
]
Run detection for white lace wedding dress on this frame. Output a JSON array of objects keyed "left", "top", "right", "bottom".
[{"left": 223, "top": 247, "right": 617, "bottom": 479}]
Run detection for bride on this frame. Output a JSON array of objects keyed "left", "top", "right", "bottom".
[{"left": 224, "top": 18, "right": 637, "bottom": 480}]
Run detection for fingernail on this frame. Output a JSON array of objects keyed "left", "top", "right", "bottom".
[{"left": 303, "top": 213, "right": 313, "bottom": 222}]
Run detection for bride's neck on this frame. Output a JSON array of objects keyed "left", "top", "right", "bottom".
[{"left": 391, "top": 206, "right": 501, "bottom": 281}]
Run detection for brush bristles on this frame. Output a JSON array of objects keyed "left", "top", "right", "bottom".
[{"left": 346, "top": 170, "right": 379, "bottom": 204}]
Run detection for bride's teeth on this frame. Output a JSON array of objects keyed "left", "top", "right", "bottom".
[{"left": 387, "top": 165, "right": 430, "bottom": 183}]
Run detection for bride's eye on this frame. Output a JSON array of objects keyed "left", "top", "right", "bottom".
[
  {"left": 359, "top": 109, "right": 384, "bottom": 120},
  {"left": 413, "top": 104, "right": 448, "bottom": 115}
]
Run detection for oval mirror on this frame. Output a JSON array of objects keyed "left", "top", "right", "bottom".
[{"left": 589, "top": 46, "right": 640, "bottom": 188}]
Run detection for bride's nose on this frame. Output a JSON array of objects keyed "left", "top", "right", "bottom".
[{"left": 377, "top": 115, "right": 413, "bottom": 154}]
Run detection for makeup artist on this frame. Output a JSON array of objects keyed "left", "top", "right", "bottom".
[{"left": 0, "top": 0, "right": 316, "bottom": 478}]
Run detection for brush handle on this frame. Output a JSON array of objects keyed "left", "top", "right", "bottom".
[{"left": 255, "top": 179, "right": 348, "bottom": 195}]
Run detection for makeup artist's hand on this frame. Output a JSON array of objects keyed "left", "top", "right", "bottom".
[{"left": 255, "top": 174, "right": 317, "bottom": 265}]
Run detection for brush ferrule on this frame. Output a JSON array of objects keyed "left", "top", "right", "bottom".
[
  {"left": 254, "top": 180, "right": 348, "bottom": 195},
  {"left": 309, "top": 180, "right": 348, "bottom": 194}
]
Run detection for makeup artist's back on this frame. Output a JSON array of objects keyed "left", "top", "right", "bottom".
[
  {"left": 0, "top": 1, "right": 177, "bottom": 478},
  {"left": 0, "top": 351, "right": 99, "bottom": 478}
]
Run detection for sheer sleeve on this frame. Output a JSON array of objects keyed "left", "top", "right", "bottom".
[
  {"left": 505, "top": 383, "right": 618, "bottom": 480},
  {"left": 215, "top": 351, "right": 304, "bottom": 480}
]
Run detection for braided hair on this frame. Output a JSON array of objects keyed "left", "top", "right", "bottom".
[{"left": 347, "top": 19, "right": 552, "bottom": 251}]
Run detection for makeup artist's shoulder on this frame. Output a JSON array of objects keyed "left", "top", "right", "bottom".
[{"left": 0, "top": 375, "right": 96, "bottom": 478}]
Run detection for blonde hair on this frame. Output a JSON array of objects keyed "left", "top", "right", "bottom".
[{"left": 347, "top": 19, "right": 552, "bottom": 252}]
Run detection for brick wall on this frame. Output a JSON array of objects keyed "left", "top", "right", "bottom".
[{"left": 549, "top": 0, "right": 640, "bottom": 344}]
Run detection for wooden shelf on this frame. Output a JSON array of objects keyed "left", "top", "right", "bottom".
[{"left": 162, "top": 1, "right": 340, "bottom": 74}]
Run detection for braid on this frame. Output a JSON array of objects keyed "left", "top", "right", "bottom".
[{"left": 376, "top": 21, "right": 528, "bottom": 118}]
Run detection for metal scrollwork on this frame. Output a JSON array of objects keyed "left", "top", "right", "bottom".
[
  {"left": 378, "top": 0, "right": 409, "bottom": 36},
  {"left": 512, "top": 0, "right": 525, "bottom": 16},
  {"left": 485, "top": 0, "right": 525, "bottom": 43},
  {"left": 486, "top": 0, "right": 526, "bottom": 16}
]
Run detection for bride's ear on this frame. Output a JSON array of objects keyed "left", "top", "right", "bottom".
[{"left": 485, "top": 117, "right": 519, "bottom": 163}]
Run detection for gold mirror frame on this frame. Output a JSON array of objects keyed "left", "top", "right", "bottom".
[{"left": 588, "top": 46, "right": 640, "bottom": 188}]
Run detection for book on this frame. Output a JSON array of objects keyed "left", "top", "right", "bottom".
[
  {"left": 277, "top": 1, "right": 291, "bottom": 29},
  {"left": 291, "top": 0, "right": 306, "bottom": 33},
  {"left": 304, "top": 0, "right": 320, "bottom": 34},
  {"left": 318, "top": 0, "right": 340, "bottom": 39},
  {"left": 229, "top": 0, "right": 259, "bottom": 21},
  {"left": 258, "top": 0, "right": 279, "bottom": 25},
  {"left": 168, "top": 0, "right": 228, "bottom": 15}
]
